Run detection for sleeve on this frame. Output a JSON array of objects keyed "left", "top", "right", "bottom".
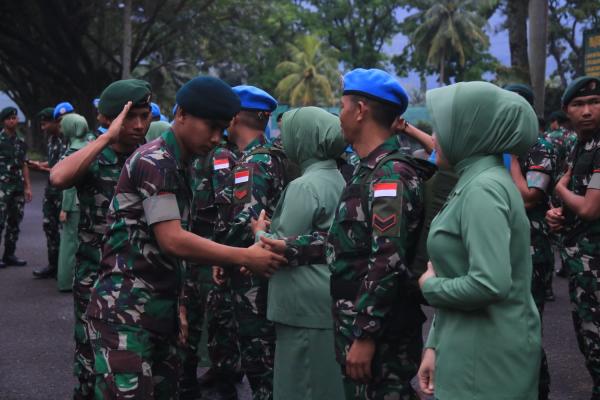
[
  {"left": 588, "top": 148, "right": 600, "bottom": 190},
  {"left": 353, "top": 174, "right": 416, "bottom": 336},
  {"left": 421, "top": 184, "right": 513, "bottom": 311},
  {"left": 525, "top": 142, "right": 554, "bottom": 194},
  {"left": 424, "top": 314, "right": 438, "bottom": 349},
  {"left": 61, "top": 187, "right": 78, "bottom": 212},
  {"left": 130, "top": 155, "right": 182, "bottom": 226}
]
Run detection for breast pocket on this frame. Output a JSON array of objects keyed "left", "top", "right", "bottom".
[{"left": 333, "top": 184, "right": 370, "bottom": 256}]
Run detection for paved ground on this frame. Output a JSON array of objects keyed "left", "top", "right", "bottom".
[{"left": 0, "top": 171, "right": 592, "bottom": 399}]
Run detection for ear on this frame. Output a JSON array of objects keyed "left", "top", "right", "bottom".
[{"left": 355, "top": 100, "right": 367, "bottom": 122}]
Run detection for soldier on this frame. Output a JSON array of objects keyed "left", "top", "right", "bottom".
[
  {"left": 0, "top": 106, "right": 32, "bottom": 269},
  {"left": 31, "top": 107, "right": 65, "bottom": 279},
  {"left": 546, "top": 109, "right": 578, "bottom": 174},
  {"left": 50, "top": 79, "right": 153, "bottom": 399},
  {"left": 214, "top": 84, "right": 285, "bottom": 400},
  {"left": 84, "top": 76, "right": 284, "bottom": 399},
  {"left": 547, "top": 76, "right": 600, "bottom": 400},
  {"left": 53, "top": 101, "right": 75, "bottom": 121}
]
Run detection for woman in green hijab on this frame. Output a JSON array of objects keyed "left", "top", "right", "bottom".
[
  {"left": 252, "top": 107, "right": 346, "bottom": 400},
  {"left": 417, "top": 82, "right": 542, "bottom": 399},
  {"left": 56, "top": 113, "right": 90, "bottom": 291}
]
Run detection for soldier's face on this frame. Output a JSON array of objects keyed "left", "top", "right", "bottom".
[
  {"left": 339, "top": 96, "right": 359, "bottom": 144},
  {"left": 119, "top": 107, "right": 151, "bottom": 146},
  {"left": 3, "top": 115, "right": 18, "bottom": 130},
  {"left": 41, "top": 120, "right": 60, "bottom": 135},
  {"left": 183, "top": 115, "right": 226, "bottom": 156},
  {"left": 566, "top": 95, "right": 600, "bottom": 136}
]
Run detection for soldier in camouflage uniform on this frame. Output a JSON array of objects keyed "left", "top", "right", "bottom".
[
  {"left": 546, "top": 110, "right": 578, "bottom": 174},
  {"left": 32, "top": 107, "right": 65, "bottom": 278},
  {"left": 0, "top": 106, "right": 32, "bottom": 269},
  {"left": 85, "top": 76, "right": 283, "bottom": 399},
  {"left": 50, "top": 80, "right": 153, "bottom": 399},
  {"left": 214, "top": 85, "right": 284, "bottom": 400},
  {"left": 547, "top": 76, "right": 600, "bottom": 400}
]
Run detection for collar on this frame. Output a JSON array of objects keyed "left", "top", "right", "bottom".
[
  {"left": 360, "top": 135, "right": 401, "bottom": 170},
  {"left": 453, "top": 154, "right": 502, "bottom": 195},
  {"left": 161, "top": 129, "right": 185, "bottom": 169},
  {"left": 243, "top": 134, "right": 268, "bottom": 155}
]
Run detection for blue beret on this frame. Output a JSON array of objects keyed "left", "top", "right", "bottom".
[
  {"left": 176, "top": 76, "right": 240, "bottom": 121},
  {"left": 151, "top": 102, "right": 161, "bottom": 118},
  {"left": 172, "top": 104, "right": 178, "bottom": 116},
  {"left": 92, "top": 98, "right": 100, "bottom": 109},
  {"left": 233, "top": 85, "right": 277, "bottom": 112},
  {"left": 562, "top": 76, "right": 600, "bottom": 106},
  {"left": 53, "top": 102, "right": 74, "bottom": 119},
  {"left": 343, "top": 68, "right": 409, "bottom": 114}
]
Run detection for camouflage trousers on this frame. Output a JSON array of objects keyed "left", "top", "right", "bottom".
[
  {"left": 231, "top": 271, "right": 275, "bottom": 400},
  {"left": 180, "top": 265, "right": 213, "bottom": 398},
  {"left": 73, "top": 245, "right": 103, "bottom": 400},
  {"left": 206, "top": 277, "right": 241, "bottom": 376},
  {"left": 88, "top": 318, "right": 180, "bottom": 399},
  {"left": 0, "top": 184, "right": 24, "bottom": 256},
  {"left": 42, "top": 185, "right": 62, "bottom": 267},
  {"left": 563, "top": 237, "right": 600, "bottom": 399},
  {"left": 333, "top": 299, "right": 421, "bottom": 400}
]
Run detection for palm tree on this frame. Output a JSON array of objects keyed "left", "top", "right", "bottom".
[
  {"left": 275, "top": 35, "right": 340, "bottom": 106},
  {"left": 408, "top": 0, "right": 492, "bottom": 85}
]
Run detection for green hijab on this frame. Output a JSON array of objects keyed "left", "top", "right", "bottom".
[
  {"left": 426, "top": 81, "right": 537, "bottom": 172},
  {"left": 146, "top": 120, "right": 171, "bottom": 142},
  {"left": 281, "top": 106, "right": 346, "bottom": 173},
  {"left": 60, "top": 113, "right": 89, "bottom": 149}
]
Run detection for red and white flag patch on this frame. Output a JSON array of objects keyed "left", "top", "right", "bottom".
[
  {"left": 214, "top": 158, "right": 230, "bottom": 170},
  {"left": 373, "top": 182, "right": 398, "bottom": 198},
  {"left": 235, "top": 169, "right": 250, "bottom": 184}
]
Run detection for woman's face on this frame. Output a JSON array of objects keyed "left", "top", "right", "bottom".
[{"left": 433, "top": 133, "right": 451, "bottom": 169}]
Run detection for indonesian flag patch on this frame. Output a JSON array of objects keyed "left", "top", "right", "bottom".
[
  {"left": 214, "top": 158, "right": 230, "bottom": 170},
  {"left": 373, "top": 182, "right": 398, "bottom": 198},
  {"left": 235, "top": 169, "right": 250, "bottom": 184}
]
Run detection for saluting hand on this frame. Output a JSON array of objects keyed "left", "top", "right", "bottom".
[{"left": 105, "top": 101, "right": 132, "bottom": 144}]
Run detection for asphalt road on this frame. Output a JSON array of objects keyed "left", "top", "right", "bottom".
[{"left": 0, "top": 171, "right": 592, "bottom": 399}]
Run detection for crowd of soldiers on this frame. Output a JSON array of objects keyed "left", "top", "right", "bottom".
[{"left": 0, "top": 68, "right": 598, "bottom": 400}]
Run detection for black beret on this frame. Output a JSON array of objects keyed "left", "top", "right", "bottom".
[
  {"left": 503, "top": 83, "right": 535, "bottom": 106},
  {"left": 562, "top": 76, "right": 600, "bottom": 107},
  {"left": 37, "top": 107, "right": 55, "bottom": 121},
  {"left": 549, "top": 110, "right": 569, "bottom": 123},
  {"left": 175, "top": 76, "right": 240, "bottom": 121},
  {"left": 98, "top": 79, "right": 152, "bottom": 118},
  {"left": 0, "top": 106, "right": 17, "bottom": 121}
]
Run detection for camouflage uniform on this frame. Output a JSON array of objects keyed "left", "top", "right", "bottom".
[
  {"left": 337, "top": 150, "right": 360, "bottom": 184},
  {"left": 87, "top": 130, "right": 192, "bottom": 399},
  {"left": 545, "top": 127, "right": 578, "bottom": 175},
  {"left": 43, "top": 134, "right": 65, "bottom": 268},
  {"left": 181, "top": 143, "right": 240, "bottom": 397},
  {"left": 70, "top": 133, "right": 132, "bottom": 400},
  {"left": 518, "top": 135, "right": 557, "bottom": 400},
  {"left": 560, "top": 130, "right": 600, "bottom": 398},
  {"left": 0, "top": 129, "right": 27, "bottom": 258},
  {"left": 215, "top": 134, "right": 287, "bottom": 400}
]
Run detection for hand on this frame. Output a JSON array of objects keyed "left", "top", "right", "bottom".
[
  {"left": 105, "top": 101, "right": 132, "bottom": 144},
  {"left": 212, "top": 266, "right": 226, "bottom": 285},
  {"left": 24, "top": 186, "right": 32, "bottom": 203},
  {"left": 242, "top": 242, "right": 287, "bottom": 278},
  {"left": 418, "top": 261, "right": 436, "bottom": 288},
  {"left": 178, "top": 304, "right": 188, "bottom": 345},
  {"left": 259, "top": 236, "right": 286, "bottom": 254},
  {"left": 59, "top": 211, "right": 68, "bottom": 223},
  {"left": 239, "top": 266, "right": 253, "bottom": 277},
  {"left": 557, "top": 167, "right": 572, "bottom": 188},
  {"left": 418, "top": 348, "right": 436, "bottom": 395},
  {"left": 346, "top": 337, "right": 376, "bottom": 383},
  {"left": 546, "top": 207, "right": 564, "bottom": 232},
  {"left": 251, "top": 209, "right": 270, "bottom": 235},
  {"left": 392, "top": 116, "right": 408, "bottom": 133}
]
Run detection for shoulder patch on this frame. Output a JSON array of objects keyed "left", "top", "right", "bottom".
[
  {"left": 373, "top": 182, "right": 398, "bottom": 197},
  {"left": 235, "top": 169, "right": 250, "bottom": 184},
  {"left": 214, "top": 158, "right": 230, "bottom": 170}
]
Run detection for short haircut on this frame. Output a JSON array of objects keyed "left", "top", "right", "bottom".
[
  {"left": 236, "top": 110, "right": 269, "bottom": 131},
  {"left": 276, "top": 113, "right": 284, "bottom": 122},
  {"left": 349, "top": 95, "right": 399, "bottom": 129}
]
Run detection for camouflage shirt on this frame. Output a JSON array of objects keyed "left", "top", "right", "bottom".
[
  {"left": 545, "top": 127, "right": 578, "bottom": 174},
  {"left": 88, "top": 130, "right": 192, "bottom": 334},
  {"left": 0, "top": 129, "right": 27, "bottom": 187},
  {"left": 47, "top": 134, "right": 65, "bottom": 168},
  {"left": 215, "top": 134, "right": 286, "bottom": 247},
  {"left": 326, "top": 135, "right": 434, "bottom": 337}
]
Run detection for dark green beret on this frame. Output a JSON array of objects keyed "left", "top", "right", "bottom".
[
  {"left": 503, "top": 83, "right": 534, "bottom": 106},
  {"left": 98, "top": 79, "right": 152, "bottom": 118},
  {"left": 562, "top": 76, "right": 600, "bottom": 107},
  {"left": 175, "top": 76, "right": 240, "bottom": 121},
  {"left": 549, "top": 110, "right": 569, "bottom": 123},
  {"left": 0, "top": 106, "right": 17, "bottom": 121},
  {"left": 37, "top": 107, "right": 55, "bottom": 121}
]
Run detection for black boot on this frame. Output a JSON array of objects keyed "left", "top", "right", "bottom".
[
  {"left": 32, "top": 265, "right": 57, "bottom": 279},
  {"left": 0, "top": 260, "right": 5, "bottom": 268},
  {"left": 3, "top": 254, "right": 27, "bottom": 266}
]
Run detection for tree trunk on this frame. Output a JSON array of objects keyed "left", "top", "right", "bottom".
[
  {"left": 505, "top": 0, "right": 530, "bottom": 84},
  {"left": 439, "top": 53, "right": 445, "bottom": 87},
  {"left": 121, "top": 0, "right": 132, "bottom": 79},
  {"left": 528, "top": 0, "right": 548, "bottom": 115},
  {"left": 420, "top": 72, "right": 427, "bottom": 96}
]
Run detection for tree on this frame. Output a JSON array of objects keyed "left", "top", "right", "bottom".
[
  {"left": 405, "top": 0, "right": 493, "bottom": 85},
  {"left": 275, "top": 35, "right": 340, "bottom": 106},
  {"left": 528, "top": 0, "right": 548, "bottom": 115},
  {"left": 300, "top": 0, "right": 405, "bottom": 69},
  {"left": 502, "top": 0, "right": 531, "bottom": 83}
]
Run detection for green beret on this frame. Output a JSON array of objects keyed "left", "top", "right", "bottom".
[
  {"left": 562, "top": 76, "right": 600, "bottom": 106},
  {"left": 37, "top": 107, "right": 55, "bottom": 121},
  {"left": 503, "top": 83, "right": 535, "bottom": 106},
  {"left": 98, "top": 79, "right": 152, "bottom": 118},
  {"left": 175, "top": 76, "right": 240, "bottom": 121},
  {"left": 0, "top": 106, "right": 17, "bottom": 121},
  {"left": 549, "top": 110, "right": 569, "bottom": 123}
]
